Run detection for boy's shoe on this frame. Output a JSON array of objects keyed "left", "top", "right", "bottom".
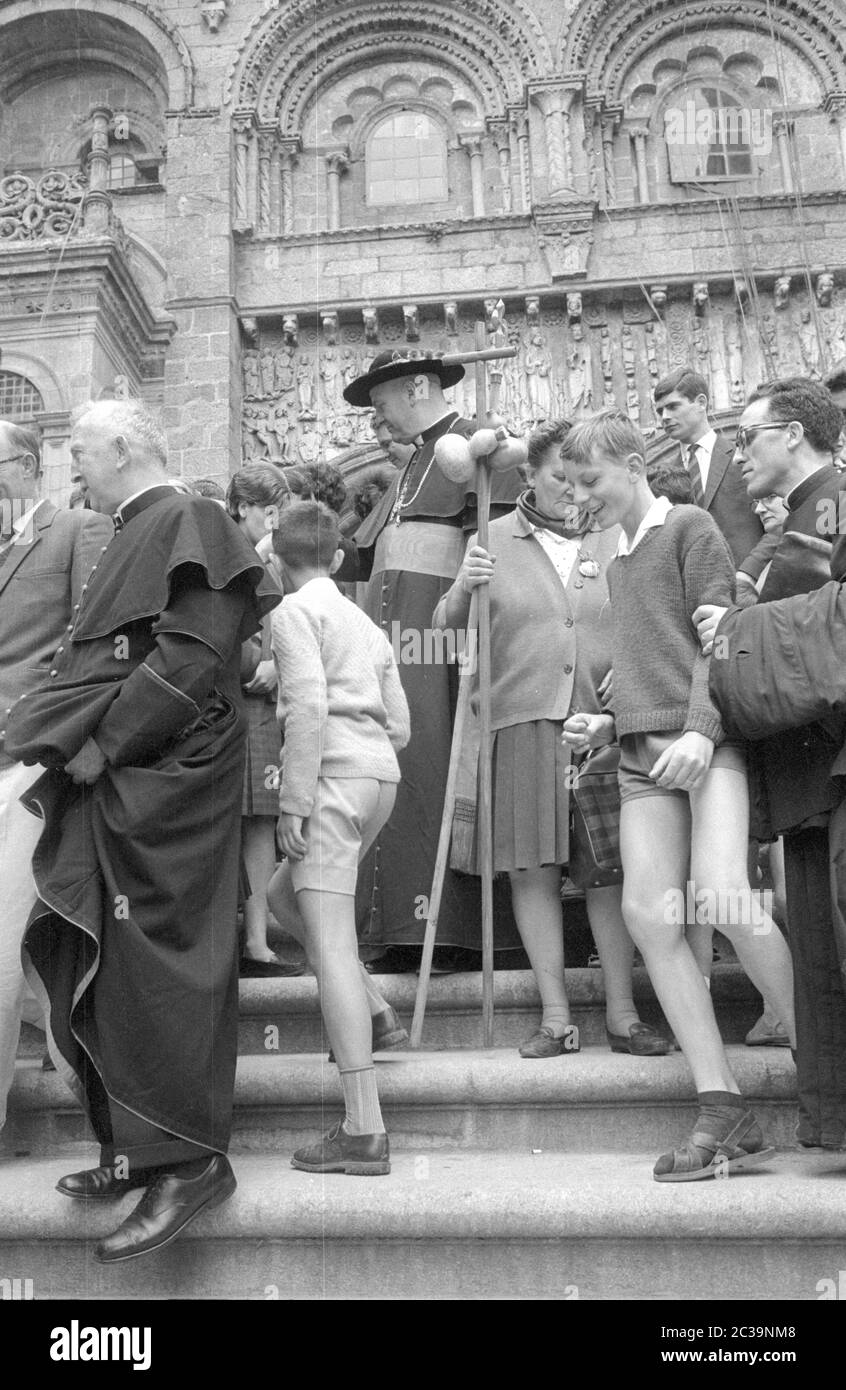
[
  {"left": 327, "top": 1005, "right": 408, "bottom": 1062},
  {"left": 519, "top": 1024, "right": 580, "bottom": 1058},
  {"left": 606, "top": 1021, "right": 672, "bottom": 1056},
  {"left": 744, "top": 1012, "right": 791, "bottom": 1046},
  {"left": 653, "top": 1105, "right": 775, "bottom": 1182},
  {"left": 291, "top": 1120, "right": 390, "bottom": 1175}
]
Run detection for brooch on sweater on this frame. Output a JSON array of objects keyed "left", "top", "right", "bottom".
[{"left": 578, "top": 557, "right": 600, "bottom": 579}]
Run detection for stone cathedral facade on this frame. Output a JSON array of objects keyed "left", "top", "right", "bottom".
[{"left": 2, "top": 0, "right": 846, "bottom": 499}]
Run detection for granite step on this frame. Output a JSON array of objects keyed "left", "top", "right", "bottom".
[
  {"left": 236, "top": 963, "right": 763, "bottom": 1053},
  {"left": 1, "top": 1147, "right": 843, "bottom": 1301},
  {"left": 5, "top": 1045, "right": 797, "bottom": 1157}
]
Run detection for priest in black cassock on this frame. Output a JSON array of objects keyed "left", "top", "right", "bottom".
[
  {"left": 341, "top": 349, "right": 523, "bottom": 971},
  {"left": 4, "top": 400, "right": 279, "bottom": 1262}
]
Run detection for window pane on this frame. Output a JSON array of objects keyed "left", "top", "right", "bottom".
[{"left": 367, "top": 111, "right": 447, "bottom": 205}]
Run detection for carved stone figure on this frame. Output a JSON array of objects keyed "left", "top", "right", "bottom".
[
  {"left": 816, "top": 272, "right": 835, "bottom": 308},
  {"left": 268, "top": 401, "right": 292, "bottom": 461},
  {"left": 798, "top": 308, "right": 822, "bottom": 378},
  {"left": 525, "top": 330, "right": 553, "bottom": 421},
  {"left": 320, "top": 347, "right": 340, "bottom": 408},
  {"left": 297, "top": 424, "right": 322, "bottom": 464},
  {"left": 774, "top": 275, "right": 791, "bottom": 310},
  {"left": 568, "top": 322, "right": 593, "bottom": 418},
  {"left": 259, "top": 348, "right": 276, "bottom": 398},
  {"left": 600, "top": 325, "right": 615, "bottom": 405},
  {"left": 274, "top": 347, "right": 295, "bottom": 394},
  {"left": 296, "top": 356, "right": 315, "bottom": 416},
  {"left": 242, "top": 351, "right": 260, "bottom": 399},
  {"left": 693, "top": 282, "right": 709, "bottom": 316}
]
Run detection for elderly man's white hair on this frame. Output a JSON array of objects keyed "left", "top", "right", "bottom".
[{"left": 75, "top": 399, "right": 168, "bottom": 468}]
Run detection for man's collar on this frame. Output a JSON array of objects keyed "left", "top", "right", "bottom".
[
  {"left": 114, "top": 482, "right": 179, "bottom": 527},
  {"left": 412, "top": 410, "right": 459, "bottom": 448},
  {"left": 683, "top": 427, "right": 717, "bottom": 457},
  {"left": 784, "top": 462, "right": 837, "bottom": 511},
  {"left": 616, "top": 494, "right": 673, "bottom": 557}
]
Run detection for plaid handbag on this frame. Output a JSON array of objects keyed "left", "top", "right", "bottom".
[{"left": 569, "top": 742, "right": 623, "bottom": 890}]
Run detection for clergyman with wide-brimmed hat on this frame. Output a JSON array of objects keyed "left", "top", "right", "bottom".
[{"left": 338, "top": 347, "right": 523, "bottom": 973}]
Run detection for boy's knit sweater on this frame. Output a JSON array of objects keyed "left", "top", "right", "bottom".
[
  {"left": 271, "top": 577, "right": 411, "bottom": 817},
  {"left": 607, "top": 503, "right": 734, "bottom": 743}
]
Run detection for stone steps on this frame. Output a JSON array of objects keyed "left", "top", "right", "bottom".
[
  {"left": 237, "top": 963, "right": 762, "bottom": 1053},
  {"left": 6, "top": 1046, "right": 797, "bottom": 1156},
  {"left": 1, "top": 1147, "right": 843, "bottom": 1301}
]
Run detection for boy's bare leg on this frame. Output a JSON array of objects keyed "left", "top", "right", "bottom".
[
  {"left": 690, "top": 768, "right": 796, "bottom": 1046},
  {"left": 620, "top": 795, "right": 739, "bottom": 1093},
  {"left": 242, "top": 816, "right": 279, "bottom": 960},
  {"left": 297, "top": 887, "right": 384, "bottom": 1134}
]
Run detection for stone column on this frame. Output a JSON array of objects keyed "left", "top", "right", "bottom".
[
  {"left": 232, "top": 111, "right": 254, "bottom": 231},
  {"left": 325, "top": 150, "right": 348, "bottom": 232},
  {"left": 583, "top": 100, "right": 602, "bottom": 204},
  {"left": 510, "top": 108, "right": 531, "bottom": 212},
  {"left": 532, "top": 87, "right": 574, "bottom": 196},
  {"left": 256, "top": 128, "right": 274, "bottom": 234},
  {"left": 773, "top": 117, "right": 794, "bottom": 194},
  {"left": 489, "top": 121, "right": 513, "bottom": 213},
  {"left": 278, "top": 138, "right": 300, "bottom": 235},
  {"left": 459, "top": 133, "right": 486, "bottom": 217},
  {"left": 83, "top": 105, "right": 112, "bottom": 232},
  {"left": 823, "top": 94, "right": 846, "bottom": 183},
  {"left": 600, "top": 110, "right": 620, "bottom": 205},
  {"left": 630, "top": 126, "right": 650, "bottom": 203}
]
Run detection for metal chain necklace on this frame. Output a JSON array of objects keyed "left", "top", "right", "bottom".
[{"left": 390, "top": 449, "right": 437, "bottom": 525}]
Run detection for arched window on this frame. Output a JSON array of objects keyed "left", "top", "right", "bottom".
[
  {"left": 665, "top": 85, "right": 756, "bottom": 183},
  {"left": 0, "top": 371, "right": 44, "bottom": 421},
  {"left": 107, "top": 153, "right": 137, "bottom": 190},
  {"left": 366, "top": 111, "right": 448, "bottom": 206}
]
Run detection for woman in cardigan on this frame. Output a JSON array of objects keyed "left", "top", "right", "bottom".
[
  {"left": 434, "top": 422, "right": 670, "bottom": 1058},
  {"left": 228, "top": 463, "right": 302, "bottom": 978}
]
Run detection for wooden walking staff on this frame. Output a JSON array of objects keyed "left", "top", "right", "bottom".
[{"left": 410, "top": 309, "right": 527, "bottom": 1048}]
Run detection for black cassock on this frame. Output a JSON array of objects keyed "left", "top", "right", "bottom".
[{"left": 5, "top": 486, "right": 280, "bottom": 1164}]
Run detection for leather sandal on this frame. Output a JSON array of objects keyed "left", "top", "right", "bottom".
[{"left": 653, "top": 1106, "right": 775, "bottom": 1182}]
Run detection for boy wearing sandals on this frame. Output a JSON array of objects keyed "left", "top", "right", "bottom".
[
  {"left": 560, "top": 410, "right": 796, "bottom": 1182},
  {"left": 266, "top": 501, "right": 410, "bottom": 1175}
]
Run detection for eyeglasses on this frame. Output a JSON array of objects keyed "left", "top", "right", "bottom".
[
  {"left": 0, "top": 452, "right": 28, "bottom": 468},
  {"left": 735, "top": 423, "right": 790, "bottom": 451}
]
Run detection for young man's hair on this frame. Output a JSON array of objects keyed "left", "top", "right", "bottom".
[
  {"left": 226, "top": 462, "right": 292, "bottom": 518},
  {"left": 747, "top": 376, "right": 842, "bottom": 454},
  {"left": 646, "top": 460, "right": 694, "bottom": 505},
  {"left": 272, "top": 499, "right": 340, "bottom": 570},
  {"left": 653, "top": 367, "right": 710, "bottom": 407},
  {"left": 824, "top": 359, "right": 846, "bottom": 395},
  {"left": 558, "top": 408, "right": 646, "bottom": 466},
  {"left": 191, "top": 477, "right": 227, "bottom": 500},
  {"left": 0, "top": 420, "right": 42, "bottom": 477},
  {"left": 284, "top": 459, "right": 347, "bottom": 514},
  {"left": 526, "top": 418, "right": 572, "bottom": 472}
]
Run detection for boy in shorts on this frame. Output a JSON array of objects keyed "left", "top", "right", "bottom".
[
  {"left": 266, "top": 501, "right": 410, "bottom": 1175},
  {"left": 560, "top": 411, "right": 795, "bottom": 1181}
]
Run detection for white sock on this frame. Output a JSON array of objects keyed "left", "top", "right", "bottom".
[{"left": 339, "top": 1066, "right": 385, "bottom": 1135}]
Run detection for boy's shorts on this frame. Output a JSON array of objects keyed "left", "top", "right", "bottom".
[
  {"left": 289, "top": 777, "right": 397, "bottom": 896},
  {"left": 618, "top": 732, "right": 747, "bottom": 804}
]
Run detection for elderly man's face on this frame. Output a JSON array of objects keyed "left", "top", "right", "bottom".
[
  {"left": 69, "top": 415, "right": 122, "bottom": 513},
  {"left": 0, "top": 423, "right": 37, "bottom": 510},
  {"left": 369, "top": 377, "right": 424, "bottom": 444}
]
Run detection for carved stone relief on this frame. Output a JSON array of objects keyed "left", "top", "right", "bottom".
[{"left": 239, "top": 287, "right": 846, "bottom": 460}]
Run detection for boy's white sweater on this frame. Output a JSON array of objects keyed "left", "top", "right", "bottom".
[{"left": 271, "top": 577, "right": 411, "bottom": 817}]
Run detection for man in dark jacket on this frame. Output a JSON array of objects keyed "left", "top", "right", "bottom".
[
  {"left": 697, "top": 378, "right": 846, "bottom": 1150},
  {"left": 4, "top": 401, "right": 279, "bottom": 1261}
]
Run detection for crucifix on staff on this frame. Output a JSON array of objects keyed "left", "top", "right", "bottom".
[{"left": 410, "top": 305, "right": 528, "bottom": 1047}]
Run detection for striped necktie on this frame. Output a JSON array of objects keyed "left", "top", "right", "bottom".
[{"left": 686, "top": 445, "right": 705, "bottom": 507}]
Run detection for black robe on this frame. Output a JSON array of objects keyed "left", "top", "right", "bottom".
[
  {"left": 339, "top": 414, "right": 522, "bottom": 950},
  {"left": 4, "top": 486, "right": 280, "bottom": 1157}
]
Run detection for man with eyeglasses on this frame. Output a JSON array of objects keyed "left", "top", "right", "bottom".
[
  {"left": 653, "top": 368, "right": 777, "bottom": 599},
  {"left": 0, "top": 419, "right": 112, "bottom": 1141},
  {"left": 696, "top": 377, "right": 846, "bottom": 1152}
]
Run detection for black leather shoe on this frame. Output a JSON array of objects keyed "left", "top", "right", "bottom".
[
  {"left": 606, "top": 1022, "right": 672, "bottom": 1056},
  {"left": 94, "top": 1154, "right": 236, "bottom": 1263},
  {"left": 291, "top": 1120, "right": 390, "bottom": 1175},
  {"left": 56, "top": 1164, "right": 154, "bottom": 1201}
]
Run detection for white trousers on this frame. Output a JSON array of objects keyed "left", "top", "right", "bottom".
[{"left": 0, "top": 760, "right": 44, "bottom": 1131}]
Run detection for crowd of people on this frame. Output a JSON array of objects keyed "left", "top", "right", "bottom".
[{"left": 1, "top": 347, "right": 846, "bottom": 1261}]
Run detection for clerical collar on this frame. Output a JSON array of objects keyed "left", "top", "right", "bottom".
[
  {"left": 114, "top": 483, "right": 180, "bottom": 528},
  {"left": 784, "top": 463, "right": 836, "bottom": 512},
  {"left": 412, "top": 411, "right": 459, "bottom": 449}
]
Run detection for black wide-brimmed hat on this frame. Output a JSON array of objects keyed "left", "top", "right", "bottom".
[{"left": 343, "top": 348, "right": 465, "bottom": 408}]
